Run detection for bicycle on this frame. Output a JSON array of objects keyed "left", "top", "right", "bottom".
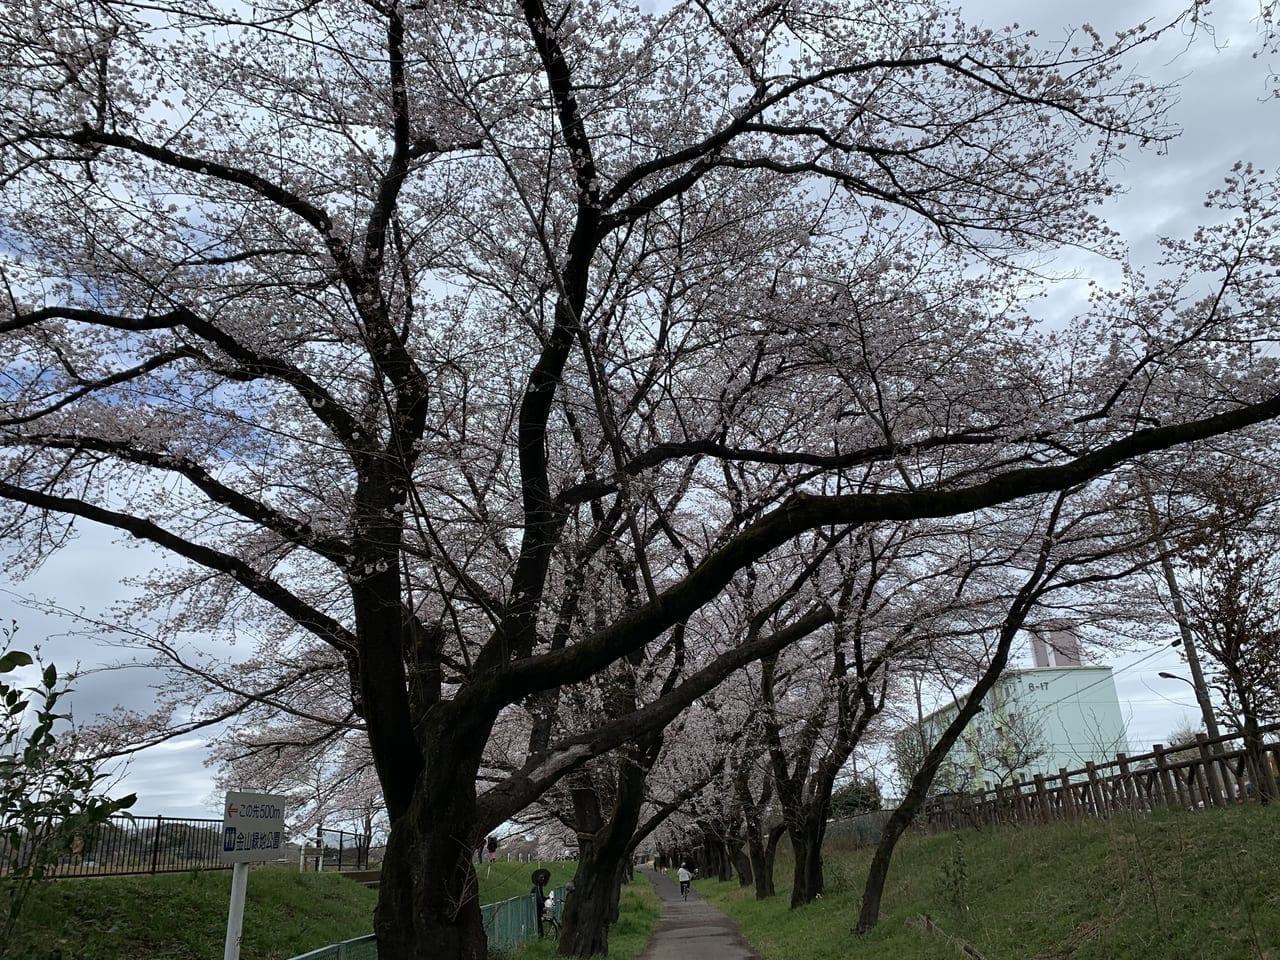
[
  {"left": 679, "top": 880, "right": 690, "bottom": 901},
  {"left": 543, "top": 913, "right": 561, "bottom": 939}
]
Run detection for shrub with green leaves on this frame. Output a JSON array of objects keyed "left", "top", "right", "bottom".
[{"left": 1, "top": 623, "right": 137, "bottom": 954}]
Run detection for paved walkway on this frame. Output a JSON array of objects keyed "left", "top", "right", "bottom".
[{"left": 636, "top": 868, "right": 761, "bottom": 960}]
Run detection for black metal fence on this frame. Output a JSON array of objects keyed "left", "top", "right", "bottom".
[
  {"left": 0, "top": 816, "right": 372, "bottom": 878},
  {"left": 313, "top": 826, "right": 371, "bottom": 872},
  {"left": 0, "top": 814, "right": 230, "bottom": 878}
]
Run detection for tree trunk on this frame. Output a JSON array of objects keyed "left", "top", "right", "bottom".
[
  {"left": 734, "top": 840, "right": 753, "bottom": 887},
  {"left": 560, "top": 755, "right": 650, "bottom": 958},
  {"left": 607, "top": 858, "right": 631, "bottom": 925},
  {"left": 855, "top": 545, "right": 1049, "bottom": 934},
  {"left": 788, "top": 811, "right": 827, "bottom": 907},
  {"left": 736, "top": 767, "right": 776, "bottom": 899},
  {"left": 743, "top": 822, "right": 767, "bottom": 895},
  {"left": 756, "top": 822, "right": 785, "bottom": 899},
  {"left": 854, "top": 677, "right": 998, "bottom": 934},
  {"left": 560, "top": 851, "right": 617, "bottom": 958},
  {"left": 373, "top": 757, "right": 487, "bottom": 960},
  {"left": 717, "top": 834, "right": 733, "bottom": 882},
  {"left": 1241, "top": 709, "right": 1276, "bottom": 803},
  {"left": 854, "top": 805, "right": 914, "bottom": 935}
]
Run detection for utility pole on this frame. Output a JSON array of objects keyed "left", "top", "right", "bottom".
[{"left": 1139, "top": 478, "right": 1223, "bottom": 746}]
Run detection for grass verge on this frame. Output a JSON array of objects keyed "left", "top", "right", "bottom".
[
  {"left": 5, "top": 860, "right": 658, "bottom": 960},
  {"left": 473, "top": 860, "right": 579, "bottom": 906},
  {"left": 703, "top": 804, "right": 1280, "bottom": 960},
  {"left": 4, "top": 869, "right": 378, "bottom": 960},
  {"left": 513, "top": 874, "right": 662, "bottom": 960}
]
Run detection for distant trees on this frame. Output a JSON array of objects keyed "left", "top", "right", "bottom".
[
  {"left": 896, "top": 682, "right": 1050, "bottom": 794},
  {"left": 208, "top": 709, "right": 386, "bottom": 842},
  {"left": 828, "top": 776, "right": 882, "bottom": 819},
  {"left": 964, "top": 695, "right": 1049, "bottom": 790}
]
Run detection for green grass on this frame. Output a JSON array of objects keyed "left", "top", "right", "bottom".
[
  {"left": 513, "top": 875, "right": 662, "bottom": 960},
  {"left": 3, "top": 860, "right": 657, "bottom": 960},
  {"left": 4, "top": 869, "right": 378, "bottom": 960},
  {"left": 473, "top": 859, "right": 578, "bottom": 905},
  {"left": 703, "top": 804, "right": 1280, "bottom": 960}
]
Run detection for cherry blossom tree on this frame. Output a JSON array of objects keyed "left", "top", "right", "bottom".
[
  {"left": 548, "top": 695, "right": 732, "bottom": 958},
  {"left": 4, "top": 2, "right": 1280, "bottom": 959},
  {"left": 209, "top": 716, "right": 386, "bottom": 844},
  {"left": 1164, "top": 458, "right": 1280, "bottom": 800},
  {"left": 731, "top": 732, "right": 787, "bottom": 899},
  {"left": 855, "top": 474, "right": 1189, "bottom": 931},
  {"left": 756, "top": 521, "right": 930, "bottom": 907}
]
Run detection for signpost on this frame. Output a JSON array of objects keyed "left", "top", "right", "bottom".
[{"left": 220, "top": 791, "right": 287, "bottom": 960}]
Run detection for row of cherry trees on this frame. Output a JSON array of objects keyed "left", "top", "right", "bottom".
[{"left": 4, "top": 1, "right": 1280, "bottom": 959}]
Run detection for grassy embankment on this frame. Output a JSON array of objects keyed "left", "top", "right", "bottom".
[
  {"left": 3, "top": 859, "right": 659, "bottom": 960},
  {"left": 474, "top": 859, "right": 661, "bottom": 960},
  {"left": 510, "top": 871, "right": 661, "bottom": 960},
  {"left": 5, "top": 869, "right": 378, "bottom": 960},
  {"left": 703, "top": 803, "right": 1280, "bottom": 960}
]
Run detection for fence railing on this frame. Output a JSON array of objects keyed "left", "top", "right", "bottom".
[
  {"left": 306, "top": 826, "right": 371, "bottom": 872},
  {"left": 480, "top": 884, "right": 567, "bottom": 951},
  {"left": 0, "top": 815, "right": 372, "bottom": 879},
  {"left": 287, "top": 934, "right": 377, "bottom": 960},
  {"left": 0, "top": 814, "right": 229, "bottom": 878},
  {"left": 286, "top": 885, "right": 567, "bottom": 960},
  {"left": 922, "top": 723, "right": 1280, "bottom": 831}
]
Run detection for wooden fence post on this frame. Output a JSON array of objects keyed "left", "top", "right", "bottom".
[
  {"left": 1115, "top": 753, "right": 1137, "bottom": 811},
  {"left": 1256, "top": 742, "right": 1280, "bottom": 801},
  {"left": 1085, "top": 761, "right": 1105, "bottom": 818},
  {"left": 1196, "top": 734, "right": 1226, "bottom": 808},
  {"left": 1267, "top": 744, "right": 1280, "bottom": 801},
  {"left": 1058, "top": 768, "right": 1076, "bottom": 820},
  {"left": 1033, "top": 774, "right": 1051, "bottom": 823},
  {"left": 1152, "top": 744, "right": 1179, "bottom": 810}
]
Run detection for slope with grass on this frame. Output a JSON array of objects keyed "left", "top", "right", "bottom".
[
  {"left": 3, "top": 861, "right": 659, "bottom": 960},
  {"left": 4, "top": 870, "right": 378, "bottom": 960},
  {"left": 703, "top": 805, "right": 1280, "bottom": 960},
  {"left": 473, "top": 860, "right": 578, "bottom": 906},
  {"left": 512, "top": 877, "right": 661, "bottom": 960}
]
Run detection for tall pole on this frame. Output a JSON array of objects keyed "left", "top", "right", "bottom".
[{"left": 1139, "top": 478, "right": 1222, "bottom": 745}]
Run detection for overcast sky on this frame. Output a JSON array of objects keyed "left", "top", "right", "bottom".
[{"left": 1, "top": 0, "right": 1275, "bottom": 820}]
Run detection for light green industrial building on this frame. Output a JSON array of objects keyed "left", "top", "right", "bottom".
[{"left": 901, "top": 631, "right": 1128, "bottom": 790}]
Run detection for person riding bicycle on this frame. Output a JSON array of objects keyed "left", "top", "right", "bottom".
[{"left": 677, "top": 862, "right": 692, "bottom": 900}]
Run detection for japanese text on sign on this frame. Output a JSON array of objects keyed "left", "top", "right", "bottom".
[{"left": 219, "top": 791, "right": 287, "bottom": 864}]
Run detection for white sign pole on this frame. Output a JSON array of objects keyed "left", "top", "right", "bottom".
[
  {"left": 224, "top": 861, "right": 250, "bottom": 960},
  {"left": 218, "top": 790, "right": 287, "bottom": 960}
]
